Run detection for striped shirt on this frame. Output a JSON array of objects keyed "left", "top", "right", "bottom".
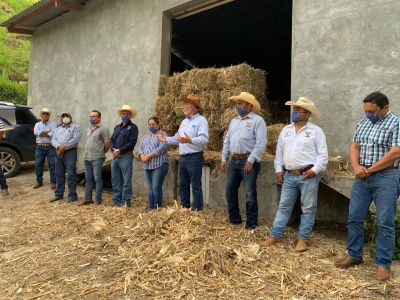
[
  {"left": 138, "top": 131, "right": 169, "bottom": 170},
  {"left": 34, "top": 120, "right": 57, "bottom": 144},
  {"left": 353, "top": 111, "right": 400, "bottom": 167},
  {"left": 51, "top": 123, "right": 82, "bottom": 150}
]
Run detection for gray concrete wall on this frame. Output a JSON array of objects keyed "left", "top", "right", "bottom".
[{"left": 292, "top": 0, "right": 400, "bottom": 162}]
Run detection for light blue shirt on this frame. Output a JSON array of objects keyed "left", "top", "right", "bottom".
[
  {"left": 34, "top": 120, "right": 57, "bottom": 144},
  {"left": 166, "top": 113, "right": 209, "bottom": 155},
  {"left": 222, "top": 111, "right": 267, "bottom": 164},
  {"left": 51, "top": 123, "right": 82, "bottom": 150},
  {"left": 138, "top": 131, "right": 169, "bottom": 170}
]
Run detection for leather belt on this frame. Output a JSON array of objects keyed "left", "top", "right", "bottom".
[
  {"left": 38, "top": 143, "right": 52, "bottom": 147},
  {"left": 181, "top": 151, "right": 203, "bottom": 157},
  {"left": 232, "top": 153, "right": 250, "bottom": 160},
  {"left": 287, "top": 164, "right": 314, "bottom": 176}
]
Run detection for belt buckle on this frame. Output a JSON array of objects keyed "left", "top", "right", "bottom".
[{"left": 291, "top": 169, "right": 301, "bottom": 176}]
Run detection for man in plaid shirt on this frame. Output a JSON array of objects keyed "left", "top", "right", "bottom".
[{"left": 335, "top": 92, "right": 400, "bottom": 281}]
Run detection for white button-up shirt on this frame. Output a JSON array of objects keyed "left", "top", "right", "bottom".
[{"left": 274, "top": 122, "right": 328, "bottom": 175}]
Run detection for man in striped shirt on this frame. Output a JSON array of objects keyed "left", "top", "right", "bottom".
[
  {"left": 335, "top": 92, "right": 400, "bottom": 281},
  {"left": 0, "top": 119, "right": 9, "bottom": 196}
]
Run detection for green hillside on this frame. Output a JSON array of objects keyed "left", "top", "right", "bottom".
[{"left": 0, "top": 0, "right": 37, "bottom": 105}]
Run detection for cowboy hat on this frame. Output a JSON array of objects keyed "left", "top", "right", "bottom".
[
  {"left": 117, "top": 105, "right": 137, "bottom": 118},
  {"left": 179, "top": 94, "right": 203, "bottom": 111},
  {"left": 39, "top": 107, "right": 51, "bottom": 114},
  {"left": 229, "top": 92, "right": 261, "bottom": 112},
  {"left": 285, "top": 97, "right": 321, "bottom": 119}
]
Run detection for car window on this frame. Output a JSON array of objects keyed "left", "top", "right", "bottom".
[
  {"left": 15, "top": 108, "right": 37, "bottom": 124},
  {"left": 0, "top": 110, "right": 16, "bottom": 126}
]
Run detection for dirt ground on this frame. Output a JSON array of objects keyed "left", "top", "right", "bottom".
[{"left": 0, "top": 163, "right": 400, "bottom": 299}]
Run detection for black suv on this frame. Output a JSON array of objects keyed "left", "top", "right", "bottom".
[{"left": 0, "top": 101, "right": 37, "bottom": 177}]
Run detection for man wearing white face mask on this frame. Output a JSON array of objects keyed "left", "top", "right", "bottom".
[{"left": 50, "top": 112, "right": 82, "bottom": 203}]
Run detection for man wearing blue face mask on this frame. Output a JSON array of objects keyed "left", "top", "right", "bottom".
[
  {"left": 335, "top": 92, "right": 400, "bottom": 281},
  {"left": 221, "top": 92, "right": 267, "bottom": 230},
  {"left": 264, "top": 97, "right": 328, "bottom": 251},
  {"left": 78, "top": 110, "right": 110, "bottom": 206},
  {"left": 110, "top": 105, "right": 139, "bottom": 207}
]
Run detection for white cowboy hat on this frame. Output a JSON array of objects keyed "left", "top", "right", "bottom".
[
  {"left": 229, "top": 92, "right": 261, "bottom": 112},
  {"left": 285, "top": 97, "right": 321, "bottom": 119},
  {"left": 39, "top": 107, "right": 51, "bottom": 114},
  {"left": 117, "top": 105, "right": 137, "bottom": 118}
]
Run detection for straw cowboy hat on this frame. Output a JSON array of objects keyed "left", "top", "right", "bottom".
[
  {"left": 179, "top": 94, "right": 203, "bottom": 111},
  {"left": 39, "top": 107, "right": 51, "bottom": 114},
  {"left": 229, "top": 92, "right": 261, "bottom": 112},
  {"left": 285, "top": 97, "right": 321, "bottom": 119},
  {"left": 117, "top": 105, "right": 137, "bottom": 118}
]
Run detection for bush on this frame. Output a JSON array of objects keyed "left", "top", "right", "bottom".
[{"left": 0, "top": 76, "right": 27, "bottom": 105}]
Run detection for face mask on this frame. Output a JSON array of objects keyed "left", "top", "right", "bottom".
[
  {"left": 292, "top": 111, "right": 301, "bottom": 122},
  {"left": 365, "top": 113, "right": 380, "bottom": 123},
  {"left": 149, "top": 126, "right": 158, "bottom": 133},
  {"left": 62, "top": 117, "right": 71, "bottom": 125},
  {"left": 122, "top": 115, "right": 130, "bottom": 123},
  {"left": 89, "top": 118, "right": 96, "bottom": 125},
  {"left": 236, "top": 106, "right": 246, "bottom": 116}
]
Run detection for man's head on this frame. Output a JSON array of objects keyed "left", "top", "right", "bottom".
[
  {"left": 363, "top": 92, "right": 389, "bottom": 122},
  {"left": 39, "top": 108, "right": 51, "bottom": 122},
  {"left": 89, "top": 110, "right": 101, "bottom": 125},
  {"left": 229, "top": 92, "right": 261, "bottom": 115},
  {"left": 285, "top": 97, "right": 321, "bottom": 120},
  {"left": 117, "top": 105, "right": 137, "bottom": 122},
  {"left": 180, "top": 94, "right": 203, "bottom": 116},
  {"left": 60, "top": 112, "right": 72, "bottom": 125}
]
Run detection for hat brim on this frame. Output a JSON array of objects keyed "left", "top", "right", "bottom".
[
  {"left": 179, "top": 98, "right": 203, "bottom": 111},
  {"left": 285, "top": 101, "right": 321, "bottom": 119},
  {"left": 229, "top": 96, "right": 261, "bottom": 113},
  {"left": 39, "top": 110, "right": 51, "bottom": 114},
  {"left": 117, "top": 108, "right": 137, "bottom": 118}
]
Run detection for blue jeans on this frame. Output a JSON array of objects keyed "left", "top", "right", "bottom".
[
  {"left": 0, "top": 168, "right": 8, "bottom": 190},
  {"left": 35, "top": 145, "right": 56, "bottom": 184},
  {"left": 84, "top": 158, "right": 104, "bottom": 203},
  {"left": 144, "top": 162, "right": 169, "bottom": 210},
  {"left": 226, "top": 158, "right": 261, "bottom": 228},
  {"left": 179, "top": 152, "right": 204, "bottom": 211},
  {"left": 347, "top": 169, "right": 399, "bottom": 268},
  {"left": 270, "top": 172, "right": 320, "bottom": 240},
  {"left": 54, "top": 149, "right": 78, "bottom": 200},
  {"left": 111, "top": 153, "right": 133, "bottom": 206}
]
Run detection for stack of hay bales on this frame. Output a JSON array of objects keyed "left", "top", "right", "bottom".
[{"left": 155, "top": 63, "right": 270, "bottom": 152}]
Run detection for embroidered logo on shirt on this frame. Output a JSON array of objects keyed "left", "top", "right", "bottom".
[
  {"left": 127, "top": 126, "right": 131, "bottom": 129},
  {"left": 305, "top": 132, "right": 312, "bottom": 137},
  {"left": 192, "top": 125, "right": 197, "bottom": 131},
  {"left": 381, "top": 127, "right": 388, "bottom": 130},
  {"left": 246, "top": 122, "right": 252, "bottom": 128},
  {"left": 284, "top": 131, "right": 291, "bottom": 137}
]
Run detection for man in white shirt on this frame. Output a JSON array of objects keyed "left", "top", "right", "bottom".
[{"left": 264, "top": 97, "right": 328, "bottom": 251}]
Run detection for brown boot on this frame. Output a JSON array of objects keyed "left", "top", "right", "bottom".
[
  {"left": 295, "top": 239, "right": 308, "bottom": 252},
  {"left": 50, "top": 183, "right": 56, "bottom": 190},
  {"left": 334, "top": 256, "right": 363, "bottom": 268},
  {"left": 77, "top": 200, "right": 94, "bottom": 206},
  {"left": 33, "top": 183, "right": 43, "bottom": 189},
  {"left": 376, "top": 266, "right": 390, "bottom": 281},
  {"left": 263, "top": 237, "right": 280, "bottom": 247}
]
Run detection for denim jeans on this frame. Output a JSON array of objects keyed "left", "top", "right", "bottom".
[
  {"left": 144, "top": 162, "right": 169, "bottom": 210},
  {"left": 54, "top": 148, "right": 78, "bottom": 200},
  {"left": 84, "top": 158, "right": 104, "bottom": 203},
  {"left": 347, "top": 169, "right": 399, "bottom": 268},
  {"left": 111, "top": 153, "right": 133, "bottom": 206},
  {"left": 226, "top": 158, "right": 261, "bottom": 228},
  {"left": 270, "top": 172, "right": 320, "bottom": 240},
  {"left": 35, "top": 145, "right": 56, "bottom": 184},
  {"left": 179, "top": 152, "right": 204, "bottom": 211},
  {"left": 0, "top": 168, "right": 8, "bottom": 190}
]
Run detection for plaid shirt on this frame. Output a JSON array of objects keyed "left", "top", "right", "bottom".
[{"left": 353, "top": 111, "right": 400, "bottom": 166}]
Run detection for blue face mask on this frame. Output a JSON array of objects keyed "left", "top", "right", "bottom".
[
  {"left": 292, "top": 111, "right": 301, "bottom": 122},
  {"left": 122, "top": 115, "right": 130, "bottom": 123},
  {"left": 89, "top": 118, "right": 96, "bottom": 125},
  {"left": 236, "top": 106, "right": 246, "bottom": 116},
  {"left": 365, "top": 110, "right": 382, "bottom": 123},
  {"left": 149, "top": 126, "right": 158, "bottom": 133}
]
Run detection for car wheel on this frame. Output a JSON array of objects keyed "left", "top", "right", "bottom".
[{"left": 0, "top": 147, "right": 21, "bottom": 178}]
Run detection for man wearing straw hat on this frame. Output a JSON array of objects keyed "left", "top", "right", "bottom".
[
  {"left": 33, "top": 108, "right": 57, "bottom": 190},
  {"left": 158, "top": 94, "right": 209, "bottom": 211},
  {"left": 110, "top": 105, "right": 138, "bottom": 207},
  {"left": 335, "top": 92, "right": 400, "bottom": 281},
  {"left": 264, "top": 97, "right": 328, "bottom": 251},
  {"left": 221, "top": 92, "right": 267, "bottom": 230}
]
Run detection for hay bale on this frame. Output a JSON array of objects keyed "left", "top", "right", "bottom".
[{"left": 266, "top": 123, "right": 286, "bottom": 155}]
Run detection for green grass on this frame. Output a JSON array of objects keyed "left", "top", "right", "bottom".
[{"left": 0, "top": 0, "right": 37, "bottom": 104}]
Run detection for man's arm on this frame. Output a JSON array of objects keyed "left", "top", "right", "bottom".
[
  {"left": 0, "top": 131, "right": 4, "bottom": 140},
  {"left": 104, "top": 138, "right": 110, "bottom": 153},
  {"left": 367, "top": 146, "right": 400, "bottom": 174},
  {"left": 350, "top": 142, "right": 369, "bottom": 179}
]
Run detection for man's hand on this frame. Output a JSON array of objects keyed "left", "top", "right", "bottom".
[
  {"left": 177, "top": 132, "right": 192, "bottom": 144},
  {"left": 244, "top": 161, "right": 253, "bottom": 174},
  {"left": 58, "top": 145, "right": 67, "bottom": 152},
  {"left": 276, "top": 172, "right": 284, "bottom": 184},
  {"left": 221, "top": 161, "right": 227, "bottom": 173},
  {"left": 112, "top": 148, "right": 122, "bottom": 158},
  {"left": 353, "top": 165, "right": 369, "bottom": 179},
  {"left": 157, "top": 133, "right": 166, "bottom": 142},
  {"left": 56, "top": 149, "right": 62, "bottom": 157},
  {"left": 40, "top": 130, "right": 50, "bottom": 137},
  {"left": 302, "top": 169, "right": 316, "bottom": 180}
]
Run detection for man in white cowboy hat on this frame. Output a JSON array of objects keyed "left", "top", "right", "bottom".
[
  {"left": 264, "top": 97, "right": 328, "bottom": 251},
  {"left": 33, "top": 108, "right": 57, "bottom": 190},
  {"left": 158, "top": 94, "right": 209, "bottom": 211},
  {"left": 221, "top": 92, "right": 267, "bottom": 230},
  {"left": 335, "top": 92, "right": 400, "bottom": 281},
  {"left": 110, "top": 105, "right": 138, "bottom": 207},
  {"left": 50, "top": 111, "right": 82, "bottom": 203}
]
